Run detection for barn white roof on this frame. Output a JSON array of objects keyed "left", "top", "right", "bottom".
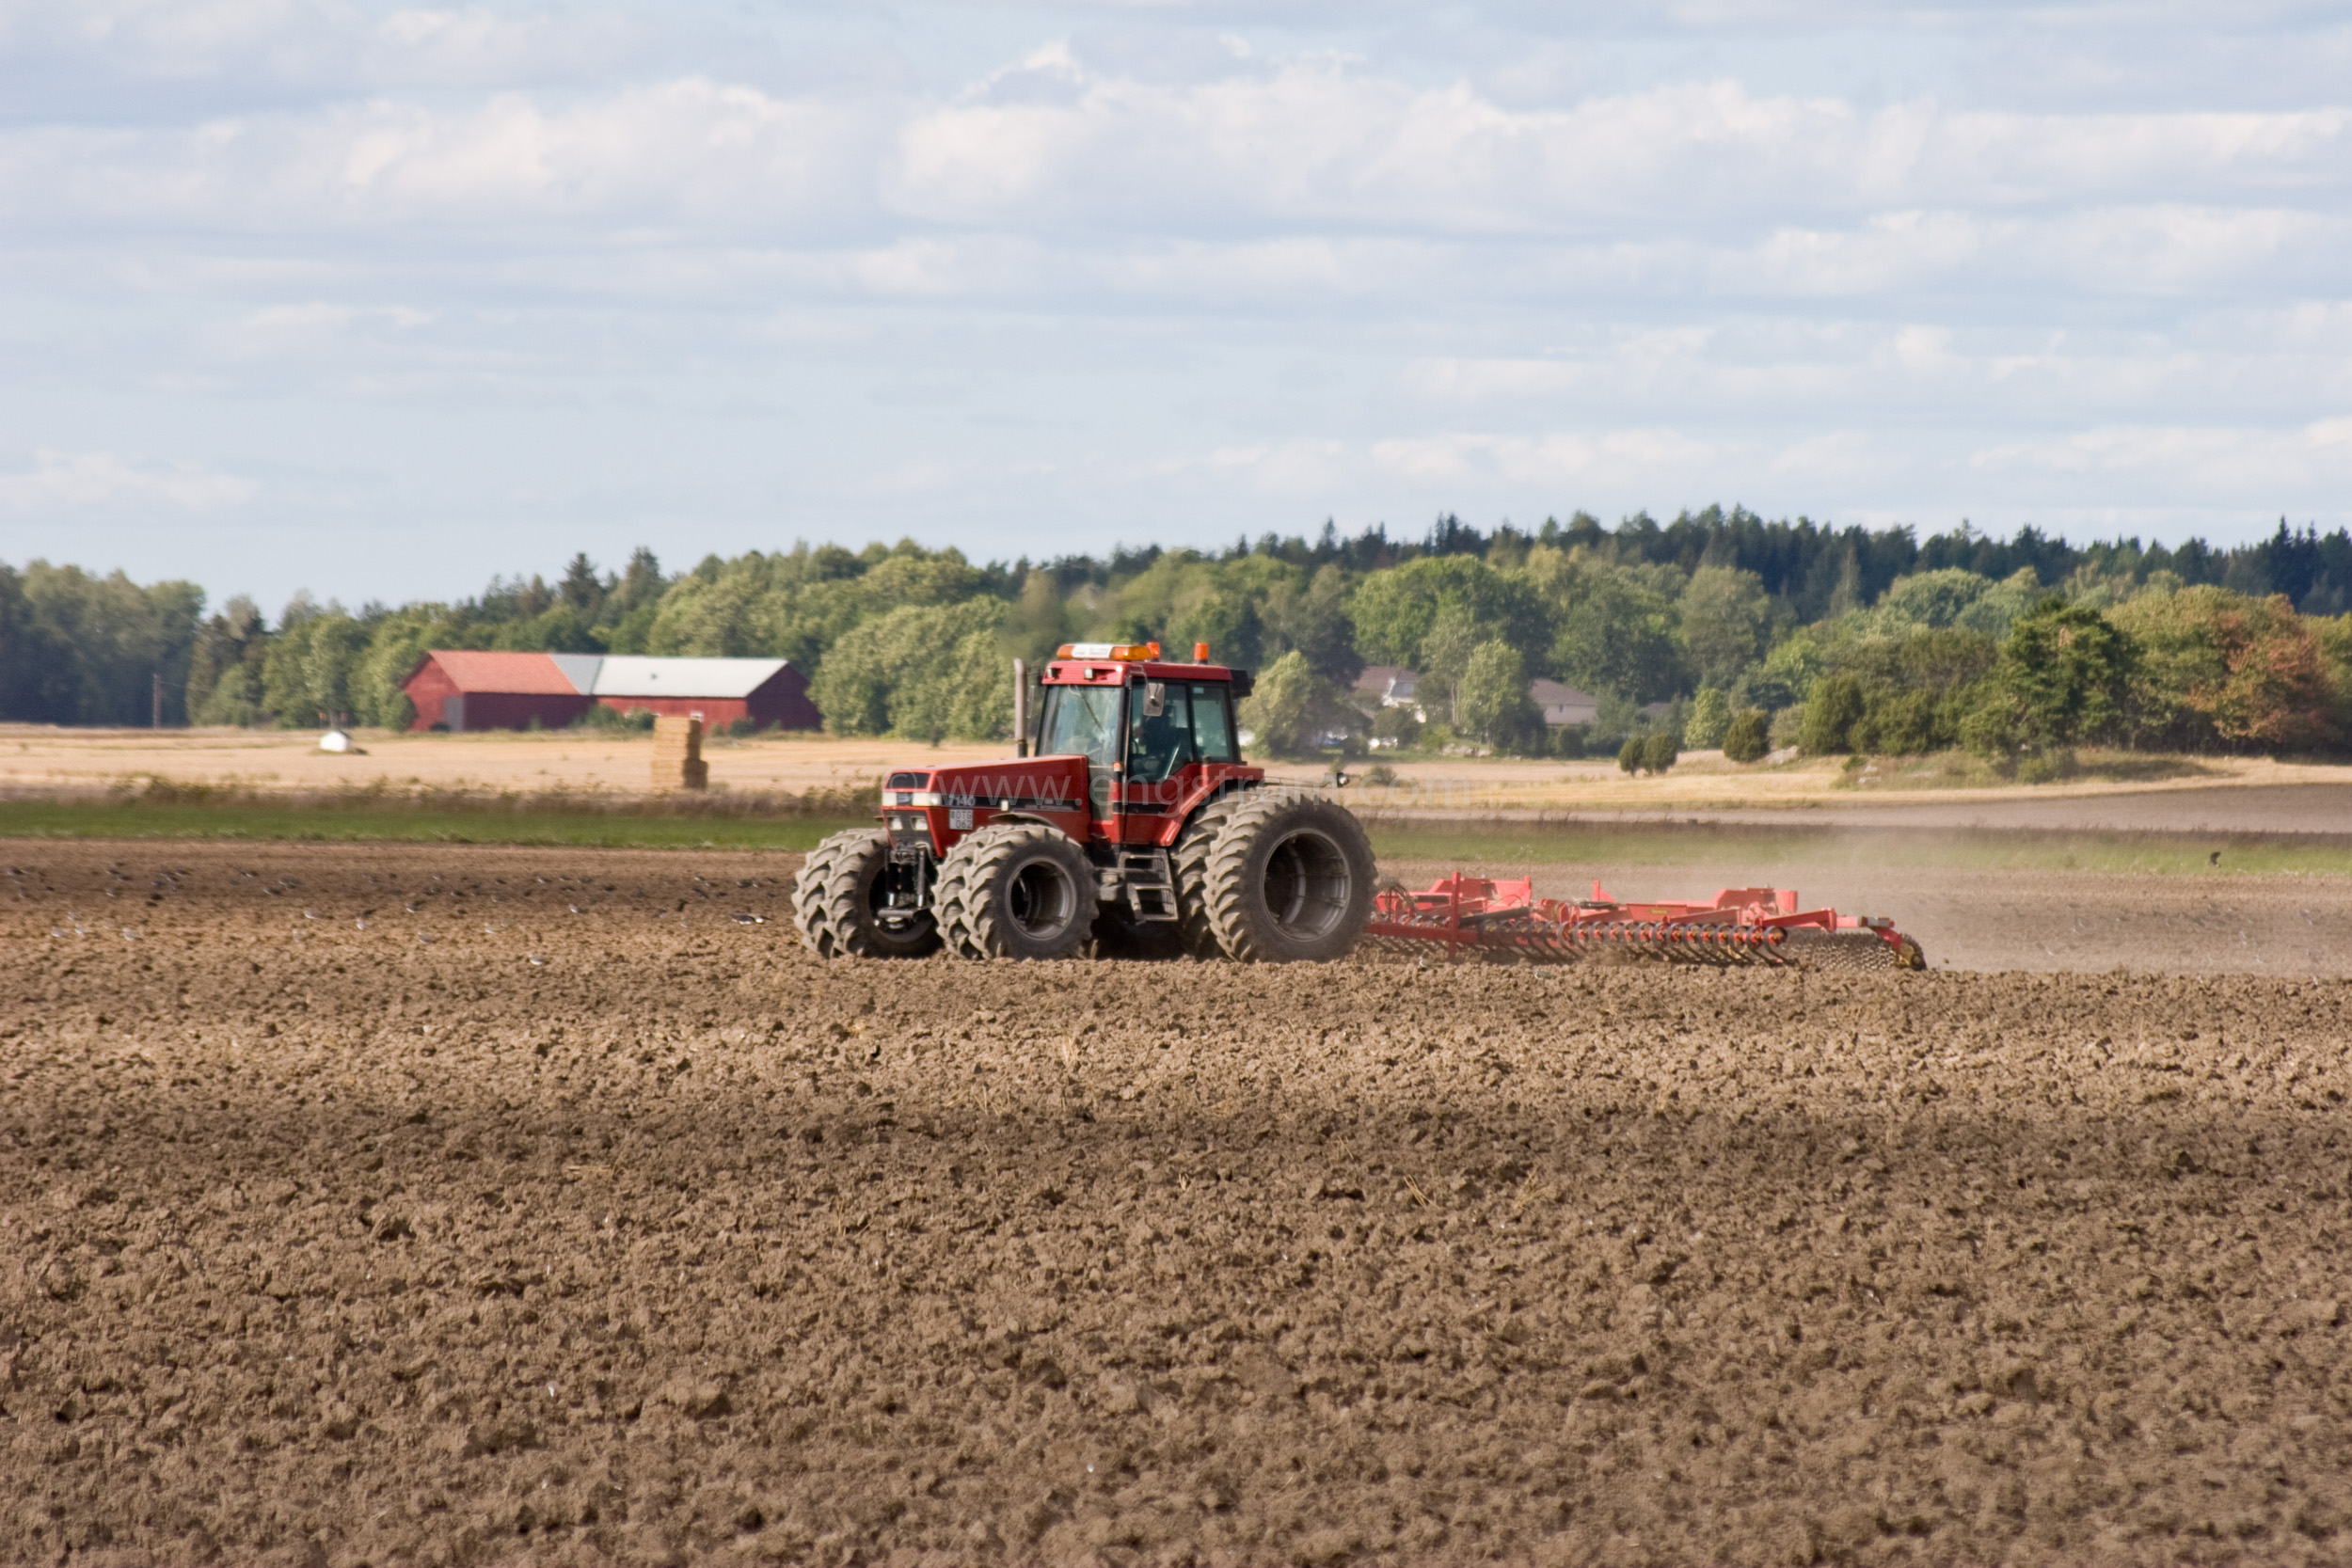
[{"left": 545, "top": 655, "right": 791, "bottom": 698}]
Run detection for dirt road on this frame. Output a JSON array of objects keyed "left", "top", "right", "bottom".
[{"left": 6, "top": 842, "right": 2350, "bottom": 1565}]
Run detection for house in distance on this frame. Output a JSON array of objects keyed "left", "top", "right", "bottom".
[{"left": 401, "top": 651, "right": 820, "bottom": 733}]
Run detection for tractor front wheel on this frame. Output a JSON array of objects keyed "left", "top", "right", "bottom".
[
  {"left": 1200, "top": 792, "right": 1375, "bottom": 962},
  {"left": 792, "top": 829, "right": 941, "bottom": 959},
  {"left": 935, "top": 823, "right": 1097, "bottom": 960}
]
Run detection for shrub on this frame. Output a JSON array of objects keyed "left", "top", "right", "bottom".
[
  {"left": 1800, "top": 673, "right": 1866, "bottom": 753},
  {"left": 1685, "top": 687, "right": 1731, "bottom": 749},
  {"left": 1641, "top": 731, "right": 1679, "bottom": 773},
  {"left": 1722, "top": 708, "right": 1770, "bottom": 763},
  {"left": 1851, "top": 689, "right": 1938, "bottom": 755},
  {"left": 1618, "top": 736, "right": 1645, "bottom": 775},
  {"left": 2015, "top": 749, "right": 2078, "bottom": 784},
  {"left": 1370, "top": 704, "right": 1422, "bottom": 749},
  {"left": 580, "top": 705, "right": 657, "bottom": 733}
]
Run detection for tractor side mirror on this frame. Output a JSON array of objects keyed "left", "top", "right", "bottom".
[
  {"left": 1228, "top": 670, "right": 1253, "bottom": 699},
  {"left": 1141, "top": 680, "right": 1165, "bottom": 718}
]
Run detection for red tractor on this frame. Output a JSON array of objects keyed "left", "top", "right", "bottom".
[{"left": 792, "top": 642, "right": 1376, "bottom": 962}]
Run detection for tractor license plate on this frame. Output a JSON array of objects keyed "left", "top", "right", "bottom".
[{"left": 948, "top": 808, "right": 974, "bottom": 830}]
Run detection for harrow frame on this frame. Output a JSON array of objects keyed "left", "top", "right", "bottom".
[{"left": 1364, "top": 874, "right": 1924, "bottom": 971}]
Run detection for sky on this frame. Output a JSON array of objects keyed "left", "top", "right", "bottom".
[{"left": 2, "top": 0, "right": 2349, "bottom": 614}]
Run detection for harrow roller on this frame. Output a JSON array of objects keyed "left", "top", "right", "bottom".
[{"left": 1363, "top": 874, "right": 1923, "bottom": 972}]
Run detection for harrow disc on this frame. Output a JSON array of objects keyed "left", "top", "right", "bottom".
[
  {"left": 1359, "top": 874, "right": 1919, "bottom": 974},
  {"left": 1777, "top": 928, "right": 1897, "bottom": 973}
]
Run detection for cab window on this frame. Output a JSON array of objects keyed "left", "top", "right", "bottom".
[
  {"left": 1038, "top": 685, "right": 1122, "bottom": 768},
  {"left": 1190, "top": 684, "right": 1236, "bottom": 763},
  {"left": 1127, "top": 681, "right": 1193, "bottom": 783}
]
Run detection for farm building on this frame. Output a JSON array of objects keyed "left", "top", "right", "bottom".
[
  {"left": 1529, "top": 679, "right": 1600, "bottom": 728},
  {"left": 402, "top": 652, "right": 819, "bottom": 733}
]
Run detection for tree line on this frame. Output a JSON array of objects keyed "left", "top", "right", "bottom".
[{"left": 5, "top": 511, "right": 2349, "bottom": 767}]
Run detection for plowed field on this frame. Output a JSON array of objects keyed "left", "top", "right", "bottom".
[{"left": 6, "top": 841, "right": 2351, "bottom": 1566}]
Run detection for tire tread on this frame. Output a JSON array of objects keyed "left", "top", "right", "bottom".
[{"left": 936, "top": 822, "right": 1093, "bottom": 959}]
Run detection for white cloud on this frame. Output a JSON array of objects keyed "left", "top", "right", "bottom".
[
  {"left": 1972, "top": 418, "right": 2352, "bottom": 497},
  {"left": 1370, "top": 429, "right": 1735, "bottom": 487},
  {"left": 2, "top": 0, "right": 2348, "bottom": 605},
  {"left": 0, "top": 78, "right": 886, "bottom": 231},
  {"left": 0, "top": 450, "right": 259, "bottom": 511}
]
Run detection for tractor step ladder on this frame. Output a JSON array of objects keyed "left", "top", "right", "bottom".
[{"left": 1116, "top": 849, "right": 1180, "bottom": 923}]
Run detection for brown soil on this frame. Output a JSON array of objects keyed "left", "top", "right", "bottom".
[{"left": 6, "top": 841, "right": 2351, "bottom": 1567}]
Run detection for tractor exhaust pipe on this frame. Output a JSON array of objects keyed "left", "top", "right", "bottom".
[{"left": 1013, "top": 657, "right": 1028, "bottom": 757}]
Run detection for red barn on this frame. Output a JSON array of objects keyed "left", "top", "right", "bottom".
[
  {"left": 402, "top": 651, "right": 819, "bottom": 733},
  {"left": 403, "top": 652, "right": 592, "bottom": 732}
]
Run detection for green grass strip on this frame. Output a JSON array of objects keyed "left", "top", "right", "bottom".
[{"left": 6, "top": 797, "right": 2346, "bottom": 877}]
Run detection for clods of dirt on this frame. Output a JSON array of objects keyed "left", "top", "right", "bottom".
[{"left": 3, "top": 841, "right": 2350, "bottom": 1565}]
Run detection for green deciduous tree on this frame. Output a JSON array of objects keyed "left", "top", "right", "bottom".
[
  {"left": 1523, "top": 548, "right": 1684, "bottom": 702},
  {"left": 0, "top": 562, "right": 203, "bottom": 725},
  {"left": 1454, "top": 641, "right": 1537, "bottom": 750},
  {"left": 1685, "top": 687, "right": 1731, "bottom": 749},
  {"left": 262, "top": 606, "right": 370, "bottom": 727},
  {"left": 1418, "top": 606, "right": 1486, "bottom": 722},
  {"left": 646, "top": 542, "right": 988, "bottom": 672},
  {"left": 1678, "top": 564, "right": 1776, "bottom": 689},
  {"left": 186, "top": 597, "right": 270, "bottom": 726},
  {"left": 2109, "top": 586, "right": 2336, "bottom": 753},
  {"left": 808, "top": 600, "right": 1010, "bottom": 743},
  {"left": 1346, "top": 556, "right": 1549, "bottom": 674},
  {"left": 1965, "top": 598, "right": 2136, "bottom": 760},
  {"left": 1236, "top": 649, "right": 1351, "bottom": 759}
]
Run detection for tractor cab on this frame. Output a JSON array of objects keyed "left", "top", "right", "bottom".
[
  {"left": 875, "top": 642, "right": 1262, "bottom": 872},
  {"left": 1032, "top": 642, "right": 1259, "bottom": 846}
]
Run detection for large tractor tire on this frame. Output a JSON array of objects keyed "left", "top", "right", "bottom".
[
  {"left": 935, "top": 822, "right": 1097, "bottom": 960},
  {"left": 1199, "top": 791, "right": 1376, "bottom": 963},
  {"left": 1170, "top": 792, "right": 1244, "bottom": 958},
  {"left": 793, "top": 830, "right": 941, "bottom": 959}
]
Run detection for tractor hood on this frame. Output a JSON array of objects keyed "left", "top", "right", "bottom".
[{"left": 885, "top": 755, "right": 1091, "bottom": 816}]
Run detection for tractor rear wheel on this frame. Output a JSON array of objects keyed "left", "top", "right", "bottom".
[
  {"left": 935, "top": 823, "right": 1097, "bottom": 960},
  {"left": 1170, "top": 792, "right": 1243, "bottom": 958},
  {"left": 792, "top": 829, "right": 941, "bottom": 959},
  {"left": 1200, "top": 791, "right": 1375, "bottom": 962}
]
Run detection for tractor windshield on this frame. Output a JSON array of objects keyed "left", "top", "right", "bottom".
[{"left": 1037, "top": 684, "right": 1123, "bottom": 768}]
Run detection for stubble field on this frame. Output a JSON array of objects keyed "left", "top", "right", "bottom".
[{"left": 5, "top": 840, "right": 2350, "bottom": 1566}]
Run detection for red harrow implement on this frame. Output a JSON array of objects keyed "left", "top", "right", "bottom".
[{"left": 1365, "top": 874, "right": 1926, "bottom": 972}]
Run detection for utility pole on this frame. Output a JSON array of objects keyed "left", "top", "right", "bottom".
[{"left": 152, "top": 672, "right": 163, "bottom": 729}]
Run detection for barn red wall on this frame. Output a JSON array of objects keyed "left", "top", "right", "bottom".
[
  {"left": 594, "top": 695, "right": 751, "bottom": 727},
  {"left": 461, "top": 692, "right": 596, "bottom": 731},
  {"left": 404, "top": 659, "right": 460, "bottom": 731},
  {"left": 745, "top": 665, "right": 822, "bottom": 730},
  {"left": 594, "top": 667, "right": 819, "bottom": 731}
]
